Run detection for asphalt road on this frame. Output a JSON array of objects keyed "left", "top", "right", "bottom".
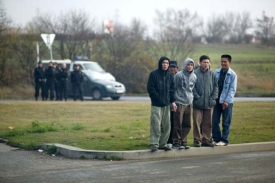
[{"left": 1, "top": 143, "right": 275, "bottom": 183}]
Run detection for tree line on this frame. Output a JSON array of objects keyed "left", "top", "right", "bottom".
[{"left": 0, "top": 1, "right": 275, "bottom": 93}]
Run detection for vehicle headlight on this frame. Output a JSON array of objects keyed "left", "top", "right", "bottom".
[{"left": 106, "top": 85, "right": 113, "bottom": 89}]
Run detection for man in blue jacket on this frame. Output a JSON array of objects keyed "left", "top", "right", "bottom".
[
  {"left": 212, "top": 54, "right": 237, "bottom": 146},
  {"left": 147, "top": 56, "right": 177, "bottom": 152}
]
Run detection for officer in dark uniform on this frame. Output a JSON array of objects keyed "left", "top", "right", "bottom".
[
  {"left": 45, "top": 61, "right": 55, "bottom": 101},
  {"left": 70, "top": 64, "right": 83, "bottom": 101},
  {"left": 34, "top": 61, "right": 45, "bottom": 101},
  {"left": 59, "top": 63, "right": 68, "bottom": 101},
  {"left": 53, "top": 62, "right": 60, "bottom": 101}
]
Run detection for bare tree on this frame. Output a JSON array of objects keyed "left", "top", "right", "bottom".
[
  {"left": 255, "top": 11, "right": 275, "bottom": 46},
  {"left": 0, "top": 0, "right": 14, "bottom": 85},
  {"left": 11, "top": 24, "right": 47, "bottom": 84},
  {"left": 32, "top": 10, "right": 96, "bottom": 60},
  {"left": 224, "top": 12, "right": 252, "bottom": 44},
  {"left": 94, "top": 19, "right": 146, "bottom": 70},
  {"left": 203, "top": 14, "right": 227, "bottom": 43},
  {"left": 147, "top": 9, "right": 202, "bottom": 63}
]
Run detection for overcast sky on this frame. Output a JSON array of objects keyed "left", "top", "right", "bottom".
[{"left": 3, "top": 0, "right": 275, "bottom": 31}]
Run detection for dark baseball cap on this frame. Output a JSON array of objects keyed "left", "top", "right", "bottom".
[{"left": 170, "top": 60, "right": 178, "bottom": 67}]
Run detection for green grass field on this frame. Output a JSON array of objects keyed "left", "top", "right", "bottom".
[
  {"left": 191, "top": 44, "right": 275, "bottom": 94},
  {"left": 0, "top": 101, "right": 274, "bottom": 151}
]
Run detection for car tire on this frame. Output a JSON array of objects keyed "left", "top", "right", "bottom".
[
  {"left": 111, "top": 96, "right": 120, "bottom": 100},
  {"left": 92, "top": 88, "right": 102, "bottom": 100}
]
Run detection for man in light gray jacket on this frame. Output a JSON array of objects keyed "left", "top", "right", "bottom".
[{"left": 172, "top": 58, "right": 197, "bottom": 149}]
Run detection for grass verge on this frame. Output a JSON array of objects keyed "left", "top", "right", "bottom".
[{"left": 0, "top": 101, "right": 274, "bottom": 150}]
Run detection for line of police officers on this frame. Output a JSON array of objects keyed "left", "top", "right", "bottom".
[{"left": 34, "top": 61, "right": 84, "bottom": 101}]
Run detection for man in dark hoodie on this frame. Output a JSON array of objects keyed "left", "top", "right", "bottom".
[{"left": 147, "top": 56, "right": 177, "bottom": 152}]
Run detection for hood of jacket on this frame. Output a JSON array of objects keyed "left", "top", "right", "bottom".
[
  {"left": 182, "top": 58, "right": 195, "bottom": 74},
  {"left": 158, "top": 56, "right": 170, "bottom": 71}
]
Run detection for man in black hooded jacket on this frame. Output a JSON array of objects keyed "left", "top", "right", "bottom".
[{"left": 147, "top": 56, "right": 177, "bottom": 152}]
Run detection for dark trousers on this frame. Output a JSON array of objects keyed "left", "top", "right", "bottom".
[
  {"left": 173, "top": 104, "right": 191, "bottom": 145},
  {"left": 54, "top": 81, "right": 60, "bottom": 101},
  {"left": 212, "top": 103, "right": 233, "bottom": 144},
  {"left": 167, "top": 111, "right": 175, "bottom": 144},
  {"left": 72, "top": 83, "right": 83, "bottom": 101},
  {"left": 59, "top": 80, "right": 68, "bottom": 101},
  {"left": 34, "top": 81, "right": 45, "bottom": 100},
  {"left": 45, "top": 81, "right": 54, "bottom": 100}
]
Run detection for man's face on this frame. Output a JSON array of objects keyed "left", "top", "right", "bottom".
[
  {"left": 186, "top": 63, "right": 194, "bottom": 72},
  {"left": 221, "top": 57, "right": 230, "bottom": 70},
  {"left": 53, "top": 64, "right": 57, "bottom": 68},
  {"left": 75, "top": 65, "right": 79, "bottom": 70},
  {"left": 200, "top": 59, "right": 210, "bottom": 71},
  {"left": 168, "top": 66, "right": 178, "bottom": 75},
  {"left": 38, "top": 63, "right": 42, "bottom": 67},
  {"left": 49, "top": 63, "right": 53, "bottom": 67},
  {"left": 62, "top": 64, "right": 66, "bottom": 69},
  {"left": 162, "top": 60, "right": 169, "bottom": 71}
]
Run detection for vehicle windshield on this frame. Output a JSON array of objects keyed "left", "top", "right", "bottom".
[{"left": 83, "top": 62, "right": 105, "bottom": 73}]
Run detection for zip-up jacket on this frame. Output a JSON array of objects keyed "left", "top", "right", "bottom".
[
  {"left": 193, "top": 68, "right": 218, "bottom": 109},
  {"left": 71, "top": 69, "right": 83, "bottom": 85},
  {"left": 147, "top": 56, "right": 175, "bottom": 107},
  {"left": 34, "top": 66, "right": 45, "bottom": 83},
  {"left": 59, "top": 68, "right": 68, "bottom": 81},
  {"left": 174, "top": 58, "right": 197, "bottom": 105},
  {"left": 45, "top": 66, "right": 54, "bottom": 83},
  {"left": 214, "top": 68, "right": 237, "bottom": 104}
]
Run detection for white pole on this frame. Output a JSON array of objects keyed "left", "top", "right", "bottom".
[
  {"left": 36, "top": 42, "right": 39, "bottom": 66},
  {"left": 50, "top": 46, "right": 53, "bottom": 61}
]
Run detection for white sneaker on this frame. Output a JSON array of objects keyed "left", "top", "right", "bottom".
[
  {"left": 167, "top": 143, "right": 173, "bottom": 148},
  {"left": 215, "top": 141, "right": 226, "bottom": 146}
]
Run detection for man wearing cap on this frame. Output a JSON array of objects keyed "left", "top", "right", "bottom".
[
  {"left": 71, "top": 64, "right": 84, "bottom": 101},
  {"left": 172, "top": 58, "right": 196, "bottom": 150},
  {"left": 147, "top": 56, "right": 177, "bottom": 152},
  {"left": 167, "top": 60, "right": 178, "bottom": 145}
]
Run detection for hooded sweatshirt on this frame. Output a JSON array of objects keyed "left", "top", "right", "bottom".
[
  {"left": 174, "top": 58, "right": 197, "bottom": 105},
  {"left": 147, "top": 56, "right": 175, "bottom": 107}
]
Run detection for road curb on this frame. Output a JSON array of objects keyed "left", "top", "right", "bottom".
[{"left": 40, "top": 141, "right": 275, "bottom": 160}]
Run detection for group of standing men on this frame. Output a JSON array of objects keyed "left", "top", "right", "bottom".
[
  {"left": 34, "top": 61, "right": 84, "bottom": 101},
  {"left": 147, "top": 54, "right": 237, "bottom": 152}
]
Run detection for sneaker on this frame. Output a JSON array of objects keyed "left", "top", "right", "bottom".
[
  {"left": 202, "top": 141, "right": 215, "bottom": 147},
  {"left": 182, "top": 143, "right": 190, "bottom": 149},
  {"left": 151, "top": 145, "right": 158, "bottom": 152},
  {"left": 159, "top": 145, "right": 173, "bottom": 151},
  {"left": 194, "top": 141, "right": 201, "bottom": 147},
  {"left": 173, "top": 144, "right": 185, "bottom": 150},
  {"left": 167, "top": 143, "right": 173, "bottom": 148},
  {"left": 215, "top": 141, "right": 228, "bottom": 146}
]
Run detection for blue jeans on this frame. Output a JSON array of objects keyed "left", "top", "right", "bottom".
[{"left": 212, "top": 103, "right": 233, "bottom": 144}]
